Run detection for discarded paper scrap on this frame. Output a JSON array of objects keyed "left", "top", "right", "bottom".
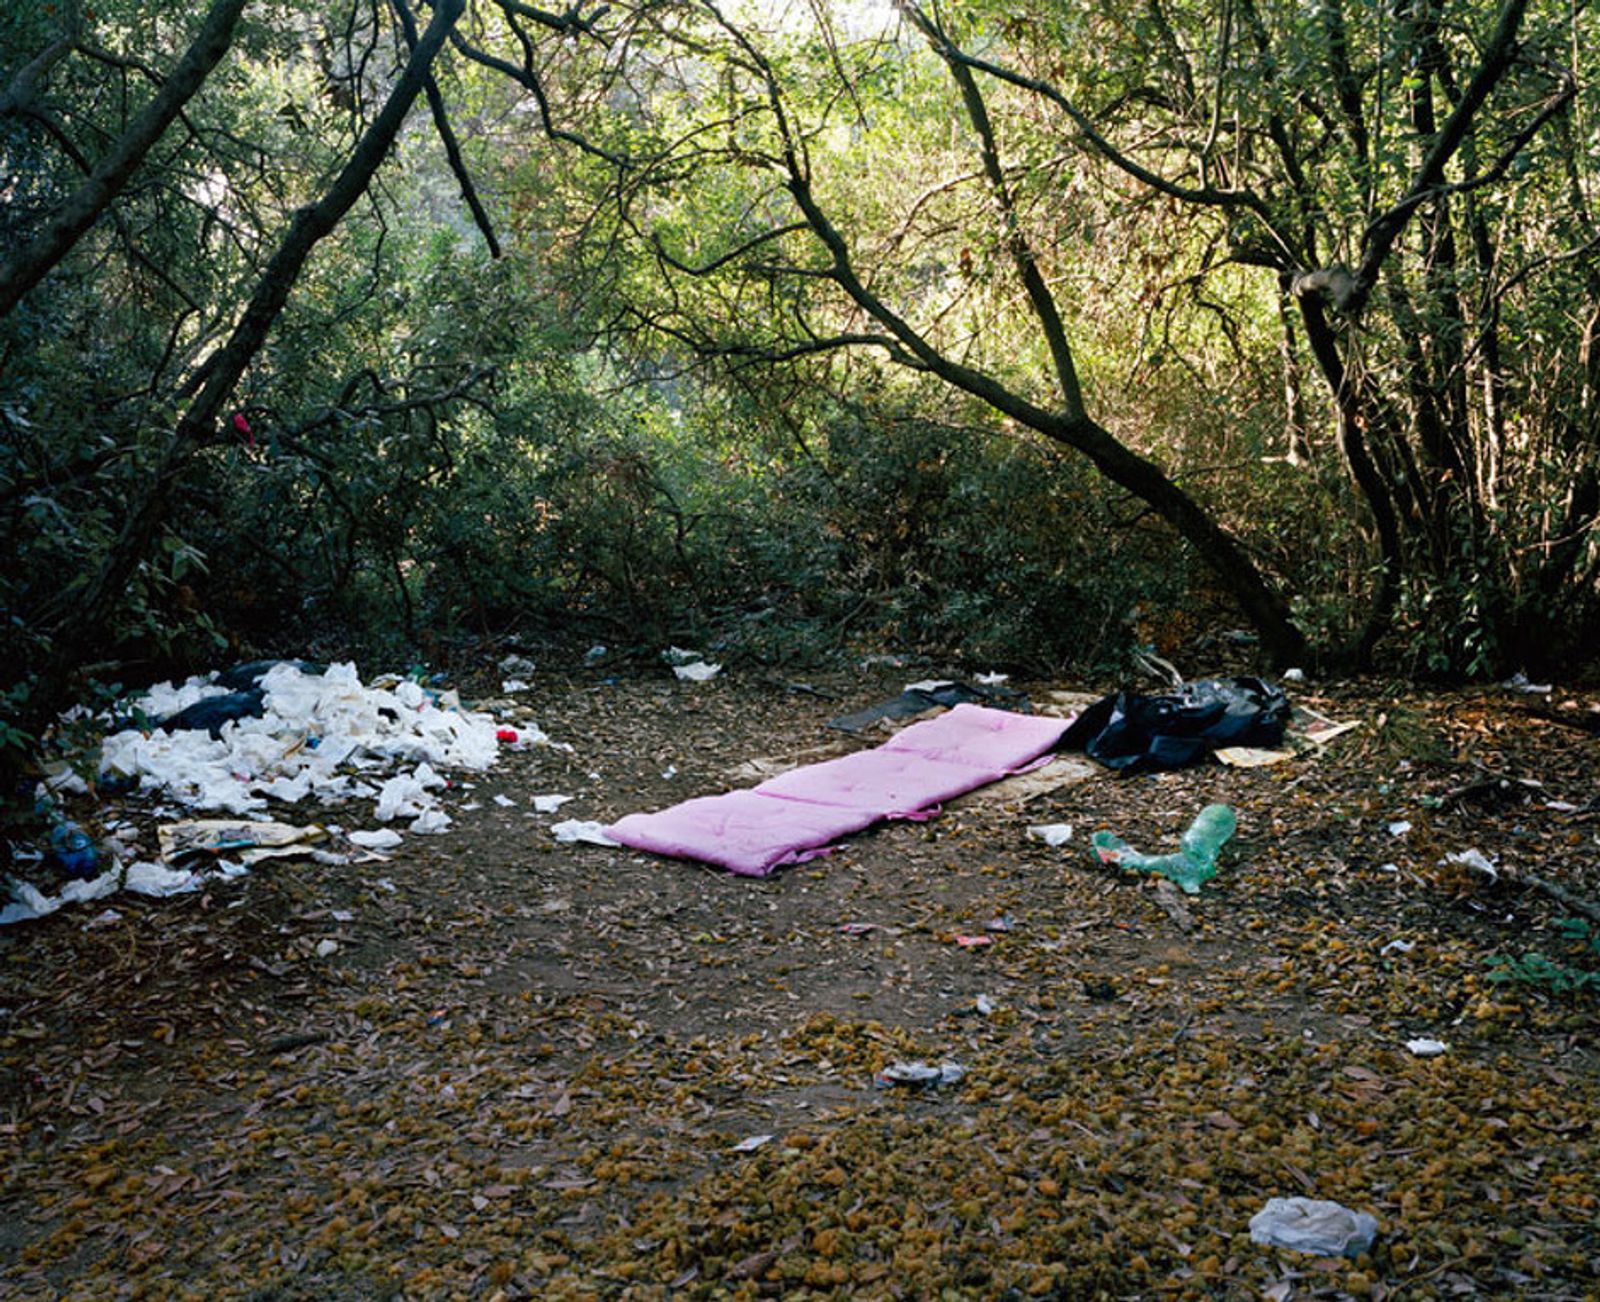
[
  {"left": 1214, "top": 746, "right": 1291, "bottom": 768},
  {"left": 1036, "top": 690, "right": 1101, "bottom": 719},
  {"left": 159, "top": 819, "right": 328, "bottom": 866},
  {"left": 727, "top": 742, "right": 855, "bottom": 784},
  {"left": 674, "top": 661, "right": 722, "bottom": 682},
  {"left": 954, "top": 755, "right": 1094, "bottom": 809},
  {"left": 1290, "top": 704, "right": 1361, "bottom": 749},
  {"left": 552, "top": 819, "right": 620, "bottom": 847},
  {"left": 1217, "top": 704, "right": 1360, "bottom": 766}
]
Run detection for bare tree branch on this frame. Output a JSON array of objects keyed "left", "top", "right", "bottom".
[
  {"left": 498, "top": 0, "right": 611, "bottom": 38},
  {"left": 451, "top": 27, "right": 630, "bottom": 167},
  {"left": 898, "top": 1, "right": 1085, "bottom": 418},
  {"left": 392, "top": 0, "right": 502, "bottom": 257},
  {"left": 649, "top": 221, "right": 808, "bottom": 276},
  {"left": 910, "top": 22, "right": 1299, "bottom": 267}
]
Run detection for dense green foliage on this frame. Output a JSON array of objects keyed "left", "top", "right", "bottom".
[
  {"left": 560, "top": 0, "right": 1600, "bottom": 674},
  {"left": 3, "top": 0, "right": 1599, "bottom": 785}
]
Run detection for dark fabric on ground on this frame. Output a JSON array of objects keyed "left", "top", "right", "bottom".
[
  {"left": 160, "top": 689, "right": 266, "bottom": 738},
  {"left": 213, "top": 659, "right": 324, "bottom": 691},
  {"left": 828, "top": 681, "right": 1028, "bottom": 733}
]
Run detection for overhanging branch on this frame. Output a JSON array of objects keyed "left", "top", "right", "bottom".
[
  {"left": 393, "top": 0, "right": 502, "bottom": 257},
  {"left": 0, "top": 0, "right": 250, "bottom": 320},
  {"left": 1347, "top": 0, "right": 1530, "bottom": 315},
  {"left": 650, "top": 222, "right": 808, "bottom": 276},
  {"left": 918, "top": 27, "right": 1298, "bottom": 266}
]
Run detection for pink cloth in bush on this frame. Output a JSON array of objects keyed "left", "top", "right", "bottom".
[{"left": 606, "top": 704, "right": 1070, "bottom": 876}]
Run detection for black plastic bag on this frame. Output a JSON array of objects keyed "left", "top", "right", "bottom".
[
  {"left": 1060, "top": 676, "right": 1290, "bottom": 772},
  {"left": 213, "top": 659, "right": 323, "bottom": 691},
  {"left": 159, "top": 688, "right": 266, "bottom": 738}
]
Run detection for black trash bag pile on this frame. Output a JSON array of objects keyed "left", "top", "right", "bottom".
[
  {"left": 1061, "top": 676, "right": 1290, "bottom": 772},
  {"left": 160, "top": 689, "right": 267, "bottom": 738},
  {"left": 157, "top": 661, "right": 327, "bottom": 738},
  {"left": 106, "top": 660, "right": 327, "bottom": 740}
]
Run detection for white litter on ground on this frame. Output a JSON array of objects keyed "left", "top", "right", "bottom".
[
  {"left": 663, "top": 647, "right": 722, "bottom": 681},
  {"left": 673, "top": 660, "right": 721, "bottom": 682},
  {"left": 532, "top": 794, "right": 574, "bottom": 813},
  {"left": 375, "top": 765, "right": 447, "bottom": 822},
  {"left": 409, "top": 808, "right": 452, "bottom": 835},
  {"left": 551, "top": 819, "right": 620, "bottom": 847},
  {"left": 4, "top": 661, "right": 552, "bottom": 926},
  {"left": 1444, "top": 847, "right": 1499, "bottom": 882},
  {"left": 1, "top": 874, "right": 116, "bottom": 926},
  {"left": 1249, "top": 1197, "right": 1379, "bottom": 1258},
  {"left": 100, "top": 664, "right": 519, "bottom": 819},
  {"left": 1026, "top": 823, "right": 1074, "bottom": 847},
  {"left": 0, "top": 857, "right": 234, "bottom": 926},
  {"left": 1405, "top": 1037, "right": 1449, "bottom": 1057}
]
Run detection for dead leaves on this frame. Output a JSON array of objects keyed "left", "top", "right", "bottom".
[{"left": 3, "top": 672, "right": 1599, "bottom": 1298}]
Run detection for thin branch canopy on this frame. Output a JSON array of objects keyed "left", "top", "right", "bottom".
[
  {"left": 0, "top": 0, "right": 251, "bottom": 321},
  {"left": 56, "top": 0, "right": 469, "bottom": 654}
]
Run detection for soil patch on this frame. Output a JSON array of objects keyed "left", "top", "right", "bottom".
[{"left": 3, "top": 665, "right": 1598, "bottom": 1299}]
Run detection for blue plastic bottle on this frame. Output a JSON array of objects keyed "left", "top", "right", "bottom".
[{"left": 49, "top": 820, "right": 100, "bottom": 879}]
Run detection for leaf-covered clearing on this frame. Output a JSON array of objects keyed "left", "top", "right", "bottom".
[{"left": 3, "top": 661, "right": 1597, "bottom": 1300}]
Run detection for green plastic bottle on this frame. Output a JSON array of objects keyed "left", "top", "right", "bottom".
[
  {"left": 1180, "top": 804, "right": 1237, "bottom": 871},
  {"left": 1090, "top": 804, "right": 1236, "bottom": 895}
]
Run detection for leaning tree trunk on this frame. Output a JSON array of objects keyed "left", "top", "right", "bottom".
[
  {"left": 0, "top": 0, "right": 251, "bottom": 321},
  {"left": 48, "top": 0, "right": 467, "bottom": 671},
  {"left": 886, "top": 4, "right": 1312, "bottom": 663}
]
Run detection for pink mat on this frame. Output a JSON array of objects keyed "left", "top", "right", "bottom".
[{"left": 606, "top": 703, "right": 1070, "bottom": 876}]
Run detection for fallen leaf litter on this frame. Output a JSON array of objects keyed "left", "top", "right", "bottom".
[{"left": 2, "top": 663, "right": 1597, "bottom": 1300}]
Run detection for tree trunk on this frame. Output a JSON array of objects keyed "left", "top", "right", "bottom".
[
  {"left": 51, "top": 0, "right": 466, "bottom": 666},
  {"left": 0, "top": 0, "right": 250, "bottom": 321}
]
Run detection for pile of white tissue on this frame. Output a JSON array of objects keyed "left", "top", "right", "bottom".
[{"left": 3, "top": 662, "right": 543, "bottom": 926}]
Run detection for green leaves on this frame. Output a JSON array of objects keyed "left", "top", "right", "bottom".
[{"left": 1485, "top": 951, "right": 1600, "bottom": 996}]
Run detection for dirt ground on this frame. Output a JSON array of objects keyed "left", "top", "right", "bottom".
[{"left": 2, "top": 658, "right": 1598, "bottom": 1301}]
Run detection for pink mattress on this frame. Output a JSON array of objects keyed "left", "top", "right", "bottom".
[{"left": 606, "top": 703, "right": 1070, "bottom": 875}]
